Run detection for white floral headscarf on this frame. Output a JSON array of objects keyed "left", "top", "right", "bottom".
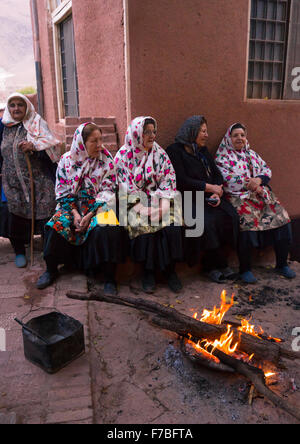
[
  {"left": 215, "top": 123, "right": 272, "bottom": 199},
  {"left": 2, "top": 92, "right": 60, "bottom": 162},
  {"left": 56, "top": 123, "right": 117, "bottom": 204},
  {"left": 114, "top": 116, "right": 177, "bottom": 199}
]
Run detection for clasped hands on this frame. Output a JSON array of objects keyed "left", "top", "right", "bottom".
[
  {"left": 245, "top": 177, "right": 264, "bottom": 196},
  {"left": 133, "top": 198, "right": 170, "bottom": 223},
  {"left": 72, "top": 210, "right": 93, "bottom": 233}
]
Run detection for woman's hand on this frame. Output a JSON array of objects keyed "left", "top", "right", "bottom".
[
  {"left": 255, "top": 186, "right": 264, "bottom": 197},
  {"left": 205, "top": 183, "right": 223, "bottom": 197},
  {"left": 245, "top": 177, "right": 262, "bottom": 192},
  {"left": 72, "top": 209, "right": 82, "bottom": 231},
  {"left": 208, "top": 193, "right": 221, "bottom": 207},
  {"left": 18, "top": 141, "right": 35, "bottom": 154},
  {"left": 75, "top": 212, "right": 93, "bottom": 233}
]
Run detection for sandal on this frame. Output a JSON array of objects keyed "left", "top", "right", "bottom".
[
  {"left": 220, "top": 267, "right": 237, "bottom": 280},
  {"left": 207, "top": 269, "right": 226, "bottom": 284}
]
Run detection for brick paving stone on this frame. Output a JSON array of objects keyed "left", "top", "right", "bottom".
[{"left": 45, "top": 408, "right": 93, "bottom": 424}]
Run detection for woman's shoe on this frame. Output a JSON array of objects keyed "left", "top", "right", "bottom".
[
  {"left": 167, "top": 271, "right": 183, "bottom": 293},
  {"left": 220, "top": 266, "right": 237, "bottom": 280},
  {"left": 207, "top": 269, "right": 226, "bottom": 284},
  {"left": 36, "top": 271, "right": 58, "bottom": 289},
  {"left": 275, "top": 266, "right": 296, "bottom": 279},
  {"left": 142, "top": 271, "right": 156, "bottom": 294},
  {"left": 103, "top": 281, "right": 118, "bottom": 296},
  {"left": 240, "top": 271, "right": 257, "bottom": 284},
  {"left": 15, "top": 254, "right": 27, "bottom": 268}
]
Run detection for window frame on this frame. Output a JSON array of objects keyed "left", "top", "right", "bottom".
[
  {"left": 49, "top": 0, "right": 78, "bottom": 121},
  {"left": 246, "top": 0, "right": 291, "bottom": 100},
  {"left": 245, "top": 0, "right": 300, "bottom": 103}
]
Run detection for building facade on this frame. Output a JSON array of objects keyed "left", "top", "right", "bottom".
[{"left": 31, "top": 0, "right": 300, "bottom": 236}]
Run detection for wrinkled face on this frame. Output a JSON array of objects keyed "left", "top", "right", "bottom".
[
  {"left": 142, "top": 123, "right": 157, "bottom": 151},
  {"left": 85, "top": 129, "right": 102, "bottom": 158},
  {"left": 195, "top": 123, "right": 208, "bottom": 148},
  {"left": 230, "top": 128, "right": 247, "bottom": 151},
  {"left": 8, "top": 98, "right": 27, "bottom": 122}
]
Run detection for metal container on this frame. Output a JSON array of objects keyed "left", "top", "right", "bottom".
[{"left": 15, "top": 312, "right": 85, "bottom": 374}]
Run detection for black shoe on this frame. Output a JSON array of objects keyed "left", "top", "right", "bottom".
[
  {"left": 206, "top": 269, "right": 226, "bottom": 284},
  {"left": 167, "top": 271, "right": 183, "bottom": 293},
  {"left": 142, "top": 271, "right": 156, "bottom": 294},
  {"left": 36, "top": 271, "right": 58, "bottom": 290},
  {"left": 104, "top": 281, "right": 118, "bottom": 296}
]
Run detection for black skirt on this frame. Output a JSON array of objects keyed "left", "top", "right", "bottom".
[
  {"left": 8, "top": 213, "right": 47, "bottom": 243},
  {"left": 184, "top": 202, "right": 239, "bottom": 266},
  {"left": 81, "top": 225, "right": 129, "bottom": 271},
  {"left": 238, "top": 222, "right": 292, "bottom": 250},
  {"left": 130, "top": 225, "right": 184, "bottom": 271},
  {"left": 44, "top": 225, "right": 129, "bottom": 271}
]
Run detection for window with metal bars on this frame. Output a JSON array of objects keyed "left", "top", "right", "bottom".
[
  {"left": 59, "top": 15, "right": 79, "bottom": 117},
  {"left": 248, "top": 0, "right": 300, "bottom": 100}
]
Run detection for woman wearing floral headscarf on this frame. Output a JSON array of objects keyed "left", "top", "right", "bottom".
[
  {"left": 0, "top": 92, "right": 60, "bottom": 268},
  {"left": 36, "top": 123, "right": 127, "bottom": 294},
  {"left": 114, "top": 116, "right": 183, "bottom": 293},
  {"left": 215, "top": 123, "right": 295, "bottom": 283}
]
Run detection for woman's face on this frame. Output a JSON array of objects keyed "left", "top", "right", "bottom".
[
  {"left": 85, "top": 129, "right": 102, "bottom": 158},
  {"left": 142, "top": 123, "right": 156, "bottom": 151},
  {"left": 195, "top": 123, "right": 208, "bottom": 148},
  {"left": 8, "top": 98, "right": 27, "bottom": 122},
  {"left": 230, "top": 128, "right": 247, "bottom": 151}
]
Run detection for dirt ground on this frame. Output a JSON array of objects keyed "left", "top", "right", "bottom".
[
  {"left": 88, "top": 258, "right": 300, "bottom": 425},
  {"left": 0, "top": 236, "right": 299, "bottom": 424}
]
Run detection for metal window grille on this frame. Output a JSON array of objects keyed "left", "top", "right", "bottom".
[
  {"left": 60, "top": 15, "right": 79, "bottom": 117},
  {"left": 248, "top": 0, "right": 291, "bottom": 99}
]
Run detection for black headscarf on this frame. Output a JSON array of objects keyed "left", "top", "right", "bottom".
[
  {"left": 175, "top": 115, "right": 212, "bottom": 176},
  {"left": 175, "top": 115, "right": 206, "bottom": 148}
]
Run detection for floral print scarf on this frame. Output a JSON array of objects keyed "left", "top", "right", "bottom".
[
  {"left": 114, "top": 116, "right": 177, "bottom": 199},
  {"left": 2, "top": 92, "right": 60, "bottom": 163},
  {"left": 215, "top": 123, "right": 272, "bottom": 200},
  {"left": 56, "top": 123, "right": 117, "bottom": 205}
]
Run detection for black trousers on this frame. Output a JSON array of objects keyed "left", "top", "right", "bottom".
[{"left": 238, "top": 239, "right": 290, "bottom": 273}]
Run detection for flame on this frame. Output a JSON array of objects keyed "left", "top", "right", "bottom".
[
  {"left": 265, "top": 372, "right": 276, "bottom": 378},
  {"left": 198, "top": 290, "right": 234, "bottom": 325},
  {"left": 267, "top": 336, "right": 282, "bottom": 343},
  {"left": 238, "top": 318, "right": 264, "bottom": 339},
  {"left": 187, "top": 290, "right": 282, "bottom": 373},
  {"left": 202, "top": 324, "right": 239, "bottom": 356}
]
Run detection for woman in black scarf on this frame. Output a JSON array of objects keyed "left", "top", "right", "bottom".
[{"left": 166, "top": 116, "right": 239, "bottom": 283}]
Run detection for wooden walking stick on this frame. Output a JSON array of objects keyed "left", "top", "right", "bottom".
[{"left": 25, "top": 153, "right": 35, "bottom": 266}]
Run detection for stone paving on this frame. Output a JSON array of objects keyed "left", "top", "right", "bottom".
[{"left": 0, "top": 238, "right": 93, "bottom": 424}]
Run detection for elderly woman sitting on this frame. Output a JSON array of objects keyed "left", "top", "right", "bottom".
[
  {"left": 215, "top": 123, "right": 295, "bottom": 283},
  {"left": 37, "top": 123, "right": 127, "bottom": 295},
  {"left": 166, "top": 116, "right": 239, "bottom": 283},
  {"left": 114, "top": 116, "right": 184, "bottom": 293},
  {"left": 0, "top": 93, "right": 59, "bottom": 267}
]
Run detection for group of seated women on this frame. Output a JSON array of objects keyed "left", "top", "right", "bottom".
[{"left": 0, "top": 93, "right": 296, "bottom": 296}]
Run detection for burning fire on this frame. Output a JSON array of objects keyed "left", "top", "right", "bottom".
[
  {"left": 198, "top": 290, "right": 234, "bottom": 325},
  {"left": 238, "top": 318, "right": 264, "bottom": 339},
  {"left": 188, "top": 290, "right": 280, "bottom": 377}
]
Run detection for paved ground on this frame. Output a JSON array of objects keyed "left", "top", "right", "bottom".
[{"left": 0, "top": 237, "right": 299, "bottom": 424}]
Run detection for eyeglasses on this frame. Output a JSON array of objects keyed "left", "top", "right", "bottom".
[
  {"left": 9, "top": 102, "right": 26, "bottom": 108},
  {"left": 143, "top": 130, "right": 157, "bottom": 137}
]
